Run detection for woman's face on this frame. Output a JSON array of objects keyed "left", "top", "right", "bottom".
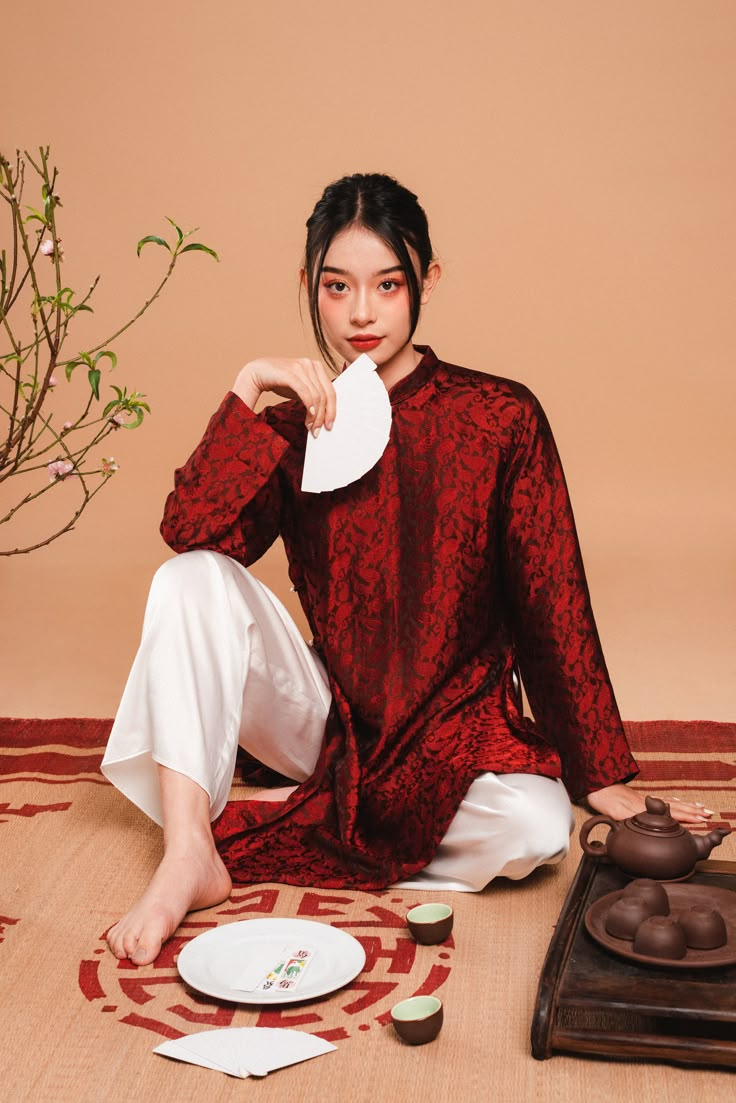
[{"left": 316, "top": 225, "right": 436, "bottom": 370}]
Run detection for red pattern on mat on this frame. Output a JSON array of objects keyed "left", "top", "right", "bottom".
[
  {"left": 0, "top": 801, "right": 71, "bottom": 818},
  {"left": 0, "top": 718, "right": 111, "bottom": 788},
  {"left": 78, "top": 889, "right": 454, "bottom": 1042},
  {"left": 624, "top": 720, "right": 736, "bottom": 753},
  {"left": 0, "top": 718, "right": 113, "bottom": 747},
  {"left": 0, "top": 753, "right": 108, "bottom": 777},
  {"left": 0, "top": 916, "right": 20, "bottom": 943}
]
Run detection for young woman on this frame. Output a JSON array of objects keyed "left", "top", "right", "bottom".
[{"left": 102, "top": 173, "right": 710, "bottom": 966}]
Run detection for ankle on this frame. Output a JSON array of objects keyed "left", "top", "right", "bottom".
[{"left": 162, "top": 822, "right": 219, "bottom": 859}]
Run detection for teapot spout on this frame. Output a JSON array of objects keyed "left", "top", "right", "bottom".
[{"left": 692, "top": 827, "right": 731, "bottom": 860}]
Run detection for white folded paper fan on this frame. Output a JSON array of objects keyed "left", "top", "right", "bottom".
[
  {"left": 154, "top": 1026, "right": 336, "bottom": 1078},
  {"left": 301, "top": 353, "right": 392, "bottom": 493}
]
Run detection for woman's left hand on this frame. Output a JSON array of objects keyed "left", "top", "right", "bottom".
[{"left": 586, "top": 783, "right": 713, "bottom": 825}]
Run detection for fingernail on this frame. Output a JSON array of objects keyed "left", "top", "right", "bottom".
[
  {"left": 132, "top": 947, "right": 147, "bottom": 963},
  {"left": 309, "top": 406, "right": 316, "bottom": 415},
  {"left": 326, "top": 419, "right": 334, "bottom": 431},
  {"left": 312, "top": 426, "right": 321, "bottom": 439},
  {"left": 704, "top": 808, "right": 715, "bottom": 815}
]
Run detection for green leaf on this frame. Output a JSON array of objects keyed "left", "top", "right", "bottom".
[
  {"left": 102, "top": 399, "right": 119, "bottom": 417},
  {"left": 94, "top": 350, "right": 118, "bottom": 371},
  {"left": 75, "top": 304, "right": 94, "bottom": 313},
  {"left": 88, "top": 367, "right": 101, "bottom": 400},
  {"left": 179, "top": 243, "right": 219, "bottom": 261},
  {"left": 165, "top": 217, "right": 184, "bottom": 244},
  {"left": 65, "top": 359, "right": 83, "bottom": 381},
  {"left": 121, "top": 408, "right": 145, "bottom": 429},
  {"left": 111, "top": 385, "right": 123, "bottom": 399},
  {"left": 136, "top": 235, "right": 172, "bottom": 257},
  {"left": 24, "top": 206, "right": 47, "bottom": 225}
]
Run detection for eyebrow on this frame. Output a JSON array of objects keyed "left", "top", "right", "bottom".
[{"left": 320, "top": 265, "right": 405, "bottom": 276}]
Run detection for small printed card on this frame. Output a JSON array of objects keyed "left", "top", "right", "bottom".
[
  {"left": 233, "top": 944, "right": 316, "bottom": 993},
  {"left": 257, "top": 946, "right": 315, "bottom": 993}
]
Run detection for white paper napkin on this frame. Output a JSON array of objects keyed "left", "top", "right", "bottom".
[
  {"left": 154, "top": 1026, "right": 336, "bottom": 1079},
  {"left": 301, "top": 353, "right": 391, "bottom": 493}
]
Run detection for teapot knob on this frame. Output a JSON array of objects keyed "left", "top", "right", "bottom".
[{"left": 645, "top": 797, "right": 669, "bottom": 816}]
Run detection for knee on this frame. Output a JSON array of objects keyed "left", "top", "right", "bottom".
[
  {"left": 149, "top": 550, "right": 228, "bottom": 609},
  {"left": 501, "top": 780, "right": 573, "bottom": 866}
]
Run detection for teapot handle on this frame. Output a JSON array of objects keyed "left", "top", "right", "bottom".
[{"left": 579, "top": 815, "right": 618, "bottom": 857}]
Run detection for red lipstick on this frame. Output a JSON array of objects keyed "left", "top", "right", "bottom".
[{"left": 348, "top": 335, "right": 382, "bottom": 351}]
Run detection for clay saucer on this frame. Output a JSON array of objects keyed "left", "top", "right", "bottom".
[{"left": 585, "top": 883, "right": 736, "bottom": 968}]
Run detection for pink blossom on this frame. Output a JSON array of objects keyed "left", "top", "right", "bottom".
[
  {"left": 111, "top": 412, "right": 125, "bottom": 426},
  {"left": 101, "top": 456, "right": 119, "bottom": 476},
  {"left": 38, "top": 237, "right": 64, "bottom": 262},
  {"left": 63, "top": 421, "right": 73, "bottom": 430},
  {"left": 48, "top": 375, "right": 59, "bottom": 387},
  {"left": 48, "top": 459, "right": 74, "bottom": 482}
]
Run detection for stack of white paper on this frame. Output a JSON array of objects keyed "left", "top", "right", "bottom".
[
  {"left": 154, "top": 1027, "right": 336, "bottom": 1079},
  {"left": 301, "top": 353, "right": 391, "bottom": 493}
]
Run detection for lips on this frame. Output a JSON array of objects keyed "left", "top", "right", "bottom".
[{"left": 348, "top": 335, "right": 382, "bottom": 351}]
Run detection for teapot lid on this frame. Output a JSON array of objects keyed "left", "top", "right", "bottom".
[{"left": 630, "top": 796, "right": 684, "bottom": 835}]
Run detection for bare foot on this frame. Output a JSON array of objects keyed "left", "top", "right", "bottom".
[{"left": 106, "top": 830, "right": 232, "bottom": 966}]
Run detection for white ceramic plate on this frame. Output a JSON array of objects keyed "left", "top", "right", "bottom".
[{"left": 176, "top": 918, "right": 366, "bottom": 1004}]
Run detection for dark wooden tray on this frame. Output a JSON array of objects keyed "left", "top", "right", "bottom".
[{"left": 531, "top": 854, "right": 736, "bottom": 1068}]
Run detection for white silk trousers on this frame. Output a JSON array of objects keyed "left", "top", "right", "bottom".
[{"left": 101, "top": 550, "right": 574, "bottom": 892}]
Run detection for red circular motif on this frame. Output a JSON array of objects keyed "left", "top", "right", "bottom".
[{"left": 78, "top": 887, "right": 453, "bottom": 1043}]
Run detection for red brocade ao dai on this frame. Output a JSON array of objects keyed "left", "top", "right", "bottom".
[{"left": 161, "top": 346, "right": 638, "bottom": 887}]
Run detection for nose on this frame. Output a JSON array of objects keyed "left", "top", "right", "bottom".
[{"left": 350, "top": 287, "right": 376, "bottom": 327}]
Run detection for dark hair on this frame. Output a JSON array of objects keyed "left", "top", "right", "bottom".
[{"left": 303, "top": 173, "right": 434, "bottom": 371}]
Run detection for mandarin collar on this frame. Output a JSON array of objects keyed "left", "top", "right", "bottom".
[{"left": 386, "top": 345, "right": 438, "bottom": 406}]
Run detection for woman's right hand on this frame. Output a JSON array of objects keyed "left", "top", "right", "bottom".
[{"left": 232, "top": 357, "right": 336, "bottom": 436}]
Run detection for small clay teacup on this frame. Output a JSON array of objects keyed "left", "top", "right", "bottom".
[
  {"left": 678, "top": 905, "right": 728, "bottom": 950},
  {"left": 632, "top": 915, "right": 688, "bottom": 960},
  {"left": 391, "top": 996, "right": 444, "bottom": 1045},
  {"left": 406, "top": 903, "right": 454, "bottom": 945},
  {"left": 605, "top": 895, "right": 658, "bottom": 940},
  {"left": 622, "top": 879, "right": 670, "bottom": 916}
]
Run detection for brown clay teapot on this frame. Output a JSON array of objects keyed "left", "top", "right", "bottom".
[{"left": 579, "top": 796, "right": 730, "bottom": 881}]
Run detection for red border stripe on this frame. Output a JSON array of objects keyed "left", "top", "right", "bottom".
[
  {"left": 0, "top": 718, "right": 112, "bottom": 749},
  {"left": 624, "top": 720, "right": 736, "bottom": 754}
]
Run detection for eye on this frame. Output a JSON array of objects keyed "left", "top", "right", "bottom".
[
  {"left": 379, "top": 279, "right": 401, "bottom": 291},
  {"left": 324, "top": 280, "right": 348, "bottom": 293}
]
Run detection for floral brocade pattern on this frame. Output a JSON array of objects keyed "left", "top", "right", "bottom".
[{"left": 161, "top": 347, "right": 638, "bottom": 888}]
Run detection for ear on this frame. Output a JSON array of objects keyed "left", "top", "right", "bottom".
[{"left": 420, "top": 261, "right": 442, "bottom": 306}]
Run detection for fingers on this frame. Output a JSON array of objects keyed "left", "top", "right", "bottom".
[
  {"left": 296, "top": 359, "right": 336, "bottom": 436},
  {"left": 666, "top": 796, "right": 715, "bottom": 824},
  {"left": 241, "top": 357, "right": 336, "bottom": 436}
]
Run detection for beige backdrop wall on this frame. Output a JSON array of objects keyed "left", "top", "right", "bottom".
[{"left": 2, "top": 1, "right": 734, "bottom": 721}]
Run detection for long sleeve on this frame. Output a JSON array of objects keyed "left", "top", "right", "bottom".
[
  {"left": 500, "top": 390, "right": 639, "bottom": 799},
  {"left": 161, "top": 391, "right": 290, "bottom": 566}
]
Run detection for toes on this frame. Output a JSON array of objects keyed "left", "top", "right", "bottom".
[
  {"left": 106, "top": 922, "right": 130, "bottom": 960},
  {"left": 132, "top": 941, "right": 160, "bottom": 966},
  {"left": 131, "top": 924, "right": 165, "bottom": 965},
  {"left": 122, "top": 928, "right": 144, "bottom": 958}
]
